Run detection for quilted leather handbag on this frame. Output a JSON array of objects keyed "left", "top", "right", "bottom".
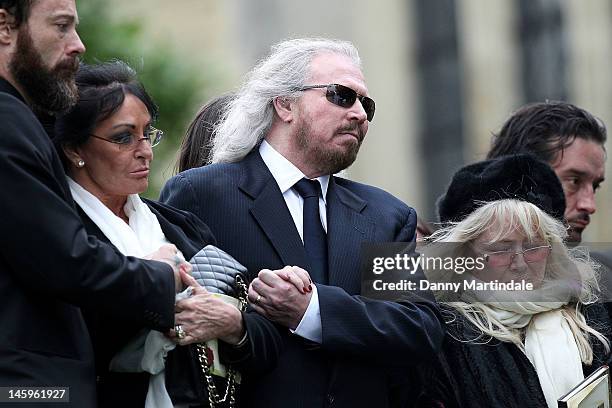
[
  {"left": 190, "top": 245, "right": 248, "bottom": 296},
  {"left": 166, "top": 245, "right": 248, "bottom": 408}
]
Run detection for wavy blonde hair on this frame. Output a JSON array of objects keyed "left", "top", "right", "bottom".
[{"left": 426, "top": 199, "right": 609, "bottom": 363}]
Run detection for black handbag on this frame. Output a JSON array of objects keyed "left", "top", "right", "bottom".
[{"left": 165, "top": 245, "right": 248, "bottom": 408}]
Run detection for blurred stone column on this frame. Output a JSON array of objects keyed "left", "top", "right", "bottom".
[
  {"left": 518, "top": 0, "right": 568, "bottom": 101},
  {"left": 413, "top": 0, "right": 464, "bottom": 222},
  {"left": 456, "top": 0, "right": 521, "bottom": 161}
]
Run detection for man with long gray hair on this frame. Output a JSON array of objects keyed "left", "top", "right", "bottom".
[{"left": 161, "top": 37, "right": 443, "bottom": 407}]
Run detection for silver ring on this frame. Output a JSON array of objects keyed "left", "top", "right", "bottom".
[
  {"left": 175, "top": 324, "right": 186, "bottom": 339},
  {"left": 255, "top": 294, "right": 262, "bottom": 304}
]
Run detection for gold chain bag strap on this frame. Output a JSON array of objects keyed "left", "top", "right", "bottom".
[
  {"left": 195, "top": 275, "right": 247, "bottom": 408},
  {"left": 189, "top": 245, "right": 249, "bottom": 408}
]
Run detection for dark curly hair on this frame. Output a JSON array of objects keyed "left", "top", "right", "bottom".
[{"left": 487, "top": 101, "right": 607, "bottom": 163}]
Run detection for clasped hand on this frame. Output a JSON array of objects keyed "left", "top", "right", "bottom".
[{"left": 248, "top": 266, "right": 313, "bottom": 329}]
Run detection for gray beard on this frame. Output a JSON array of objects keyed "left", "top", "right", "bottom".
[{"left": 295, "top": 122, "right": 363, "bottom": 175}]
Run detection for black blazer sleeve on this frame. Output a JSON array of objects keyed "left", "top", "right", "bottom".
[
  {"left": 0, "top": 92, "right": 176, "bottom": 331},
  {"left": 318, "top": 207, "right": 443, "bottom": 366}
]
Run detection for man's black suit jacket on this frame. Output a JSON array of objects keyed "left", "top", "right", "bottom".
[
  {"left": 0, "top": 78, "right": 176, "bottom": 407},
  {"left": 161, "top": 150, "right": 444, "bottom": 408}
]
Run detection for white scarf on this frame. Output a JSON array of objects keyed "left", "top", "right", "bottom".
[
  {"left": 68, "top": 178, "right": 171, "bottom": 256},
  {"left": 484, "top": 300, "right": 584, "bottom": 408},
  {"left": 68, "top": 178, "right": 184, "bottom": 408}
]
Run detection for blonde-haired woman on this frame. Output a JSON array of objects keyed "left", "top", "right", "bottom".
[{"left": 415, "top": 155, "right": 611, "bottom": 408}]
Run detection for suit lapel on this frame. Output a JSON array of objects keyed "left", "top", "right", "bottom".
[
  {"left": 240, "top": 152, "right": 309, "bottom": 269},
  {"left": 145, "top": 203, "right": 204, "bottom": 260},
  {"left": 326, "top": 178, "right": 375, "bottom": 291},
  {"left": 238, "top": 153, "right": 377, "bottom": 285}
]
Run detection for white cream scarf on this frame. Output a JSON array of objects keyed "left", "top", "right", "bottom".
[
  {"left": 68, "top": 177, "right": 170, "bottom": 256},
  {"left": 68, "top": 178, "right": 184, "bottom": 408},
  {"left": 485, "top": 300, "right": 584, "bottom": 408}
]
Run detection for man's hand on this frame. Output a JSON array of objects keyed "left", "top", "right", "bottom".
[
  {"left": 275, "top": 265, "right": 312, "bottom": 293},
  {"left": 248, "top": 266, "right": 313, "bottom": 329},
  {"left": 145, "top": 244, "right": 192, "bottom": 293},
  {"left": 170, "top": 271, "right": 245, "bottom": 345}
]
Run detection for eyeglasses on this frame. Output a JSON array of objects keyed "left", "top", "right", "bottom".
[
  {"left": 299, "top": 84, "right": 376, "bottom": 122},
  {"left": 89, "top": 127, "right": 164, "bottom": 150},
  {"left": 482, "top": 245, "right": 552, "bottom": 267}
]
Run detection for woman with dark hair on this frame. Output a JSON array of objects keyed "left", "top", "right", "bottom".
[
  {"left": 176, "top": 93, "right": 233, "bottom": 173},
  {"left": 414, "top": 154, "right": 612, "bottom": 408},
  {"left": 54, "top": 60, "right": 246, "bottom": 407}
]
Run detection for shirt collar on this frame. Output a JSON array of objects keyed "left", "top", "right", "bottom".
[{"left": 259, "top": 140, "right": 329, "bottom": 202}]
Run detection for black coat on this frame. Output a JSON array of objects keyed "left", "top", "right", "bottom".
[
  {"left": 0, "top": 78, "right": 176, "bottom": 407},
  {"left": 591, "top": 251, "right": 612, "bottom": 321},
  {"left": 77, "top": 199, "right": 216, "bottom": 407},
  {"left": 413, "top": 304, "right": 612, "bottom": 408},
  {"left": 160, "top": 150, "right": 445, "bottom": 408}
]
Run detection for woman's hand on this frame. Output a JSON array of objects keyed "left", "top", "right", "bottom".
[
  {"left": 275, "top": 265, "right": 312, "bottom": 294},
  {"left": 169, "top": 271, "right": 245, "bottom": 345}
]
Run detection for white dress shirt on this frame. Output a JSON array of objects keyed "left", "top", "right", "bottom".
[{"left": 259, "top": 140, "right": 327, "bottom": 343}]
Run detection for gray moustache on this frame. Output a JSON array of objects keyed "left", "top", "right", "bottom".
[{"left": 337, "top": 128, "right": 365, "bottom": 141}]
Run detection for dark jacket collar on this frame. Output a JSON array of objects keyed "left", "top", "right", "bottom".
[
  {"left": 238, "top": 149, "right": 275, "bottom": 199},
  {"left": 236, "top": 149, "right": 374, "bottom": 286},
  {"left": 0, "top": 76, "right": 57, "bottom": 137},
  {"left": 0, "top": 77, "right": 26, "bottom": 104},
  {"left": 238, "top": 149, "right": 368, "bottom": 212}
]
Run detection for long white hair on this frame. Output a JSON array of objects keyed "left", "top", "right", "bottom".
[
  {"left": 426, "top": 199, "right": 609, "bottom": 363},
  {"left": 211, "top": 38, "right": 361, "bottom": 164}
]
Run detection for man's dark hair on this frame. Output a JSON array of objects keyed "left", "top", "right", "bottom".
[
  {"left": 54, "top": 60, "right": 158, "bottom": 166},
  {"left": 0, "top": 0, "right": 36, "bottom": 28},
  {"left": 487, "top": 101, "right": 607, "bottom": 163}
]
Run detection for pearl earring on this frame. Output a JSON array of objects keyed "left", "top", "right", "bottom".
[{"left": 77, "top": 159, "right": 85, "bottom": 168}]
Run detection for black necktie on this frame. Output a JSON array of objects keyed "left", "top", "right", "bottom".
[{"left": 293, "top": 178, "right": 328, "bottom": 284}]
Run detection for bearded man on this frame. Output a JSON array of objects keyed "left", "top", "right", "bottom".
[
  {"left": 0, "top": 2, "right": 186, "bottom": 405},
  {"left": 487, "top": 101, "right": 607, "bottom": 244},
  {"left": 161, "top": 38, "right": 443, "bottom": 408}
]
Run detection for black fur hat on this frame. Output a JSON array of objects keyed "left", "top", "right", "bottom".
[{"left": 437, "top": 154, "right": 566, "bottom": 223}]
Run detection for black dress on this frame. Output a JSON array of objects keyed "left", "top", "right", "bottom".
[
  {"left": 412, "top": 303, "right": 612, "bottom": 408},
  {"left": 78, "top": 199, "right": 216, "bottom": 407}
]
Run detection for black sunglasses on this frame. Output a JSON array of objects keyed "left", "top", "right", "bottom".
[{"left": 299, "top": 84, "right": 375, "bottom": 122}]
